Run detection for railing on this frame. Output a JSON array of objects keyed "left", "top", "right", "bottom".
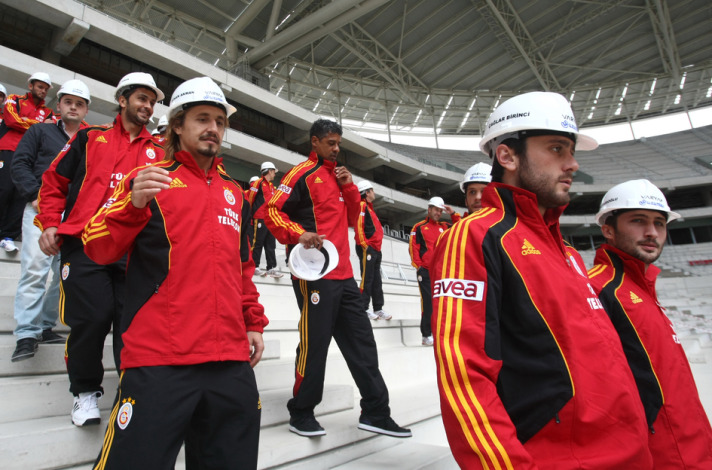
[
  {"left": 380, "top": 260, "right": 418, "bottom": 284},
  {"left": 382, "top": 224, "right": 410, "bottom": 242}
]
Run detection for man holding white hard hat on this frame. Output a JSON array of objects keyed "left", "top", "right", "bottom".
[{"left": 266, "top": 118, "right": 411, "bottom": 439}]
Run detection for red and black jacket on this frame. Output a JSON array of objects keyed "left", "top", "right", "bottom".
[
  {"left": 265, "top": 151, "right": 360, "bottom": 280},
  {"left": 354, "top": 199, "right": 383, "bottom": 251},
  {"left": 409, "top": 217, "right": 451, "bottom": 270},
  {"left": 431, "top": 183, "right": 653, "bottom": 469},
  {"left": 589, "top": 245, "right": 712, "bottom": 468},
  {"left": 245, "top": 175, "right": 275, "bottom": 220},
  {"left": 35, "top": 115, "right": 163, "bottom": 237},
  {"left": 0, "top": 92, "right": 54, "bottom": 151},
  {"left": 82, "top": 151, "right": 267, "bottom": 369}
]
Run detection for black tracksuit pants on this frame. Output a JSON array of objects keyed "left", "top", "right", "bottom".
[
  {"left": 60, "top": 236, "right": 124, "bottom": 395},
  {"left": 356, "top": 245, "right": 384, "bottom": 311},
  {"left": 288, "top": 277, "right": 390, "bottom": 421},
  {"left": 94, "top": 362, "right": 260, "bottom": 470},
  {"left": 416, "top": 267, "right": 432, "bottom": 337},
  {"left": 251, "top": 219, "right": 276, "bottom": 270},
  {"left": 0, "top": 149, "right": 25, "bottom": 240}
]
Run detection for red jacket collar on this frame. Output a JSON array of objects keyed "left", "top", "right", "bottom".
[
  {"left": 113, "top": 113, "right": 154, "bottom": 142},
  {"left": 23, "top": 92, "right": 46, "bottom": 108},
  {"left": 309, "top": 151, "right": 336, "bottom": 171},
  {"left": 174, "top": 150, "right": 222, "bottom": 174},
  {"left": 599, "top": 243, "right": 661, "bottom": 289}
]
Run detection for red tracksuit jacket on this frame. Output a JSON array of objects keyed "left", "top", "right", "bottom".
[
  {"left": 265, "top": 151, "right": 360, "bottom": 280},
  {"left": 589, "top": 244, "right": 712, "bottom": 468},
  {"left": 245, "top": 175, "right": 275, "bottom": 220},
  {"left": 0, "top": 92, "right": 54, "bottom": 151},
  {"left": 354, "top": 199, "right": 383, "bottom": 251},
  {"left": 35, "top": 115, "right": 163, "bottom": 237},
  {"left": 82, "top": 151, "right": 267, "bottom": 368},
  {"left": 431, "top": 183, "right": 653, "bottom": 469},
  {"left": 409, "top": 217, "right": 450, "bottom": 270}
]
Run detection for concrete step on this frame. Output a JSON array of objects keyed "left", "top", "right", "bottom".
[
  {"left": 263, "top": 319, "right": 426, "bottom": 360},
  {"left": 258, "top": 380, "right": 441, "bottom": 469},
  {"left": 0, "top": 365, "right": 328, "bottom": 425},
  {"left": 331, "top": 441, "right": 457, "bottom": 470},
  {"left": 0, "top": 373, "right": 120, "bottom": 424},
  {"left": 0, "top": 383, "right": 354, "bottom": 470},
  {"left": 0, "top": 335, "right": 280, "bottom": 378},
  {"left": 0, "top": 339, "right": 116, "bottom": 379},
  {"left": 253, "top": 343, "right": 437, "bottom": 395}
]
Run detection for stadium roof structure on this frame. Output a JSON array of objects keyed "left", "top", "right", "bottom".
[{"left": 74, "top": 0, "right": 712, "bottom": 137}]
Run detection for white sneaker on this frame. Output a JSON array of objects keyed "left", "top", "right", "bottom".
[
  {"left": 254, "top": 268, "right": 264, "bottom": 276},
  {"left": 0, "top": 238, "right": 18, "bottom": 252},
  {"left": 266, "top": 268, "right": 284, "bottom": 278},
  {"left": 375, "top": 310, "right": 392, "bottom": 320},
  {"left": 72, "top": 391, "right": 101, "bottom": 426},
  {"left": 367, "top": 309, "right": 379, "bottom": 320},
  {"left": 422, "top": 336, "right": 434, "bottom": 346}
]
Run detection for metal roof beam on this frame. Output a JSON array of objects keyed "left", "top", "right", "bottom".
[
  {"left": 646, "top": 0, "right": 682, "bottom": 85},
  {"left": 330, "top": 23, "right": 428, "bottom": 105},
  {"left": 244, "top": 0, "right": 389, "bottom": 69},
  {"left": 480, "top": 0, "right": 561, "bottom": 90}
]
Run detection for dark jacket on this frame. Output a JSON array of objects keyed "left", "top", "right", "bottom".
[{"left": 11, "top": 120, "right": 89, "bottom": 201}]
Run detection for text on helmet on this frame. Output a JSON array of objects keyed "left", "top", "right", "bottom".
[{"left": 488, "top": 112, "right": 531, "bottom": 129}]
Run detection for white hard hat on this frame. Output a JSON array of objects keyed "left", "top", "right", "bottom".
[
  {"left": 479, "top": 91, "right": 598, "bottom": 155},
  {"left": 57, "top": 79, "right": 91, "bottom": 104},
  {"left": 115, "top": 72, "right": 164, "bottom": 102},
  {"left": 0, "top": 84, "right": 6, "bottom": 97},
  {"left": 595, "top": 179, "right": 681, "bottom": 226},
  {"left": 168, "top": 77, "right": 236, "bottom": 119},
  {"left": 288, "top": 240, "right": 339, "bottom": 281},
  {"left": 249, "top": 176, "right": 260, "bottom": 184},
  {"left": 428, "top": 196, "right": 446, "bottom": 210},
  {"left": 357, "top": 180, "right": 373, "bottom": 193},
  {"left": 460, "top": 162, "right": 492, "bottom": 192},
  {"left": 156, "top": 114, "right": 168, "bottom": 131},
  {"left": 28, "top": 72, "right": 52, "bottom": 88},
  {"left": 260, "top": 161, "right": 276, "bottom": 172}
]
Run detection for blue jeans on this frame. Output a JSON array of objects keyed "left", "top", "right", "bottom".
[{"left": 13, "top": 203, "right": 60, "bottom": 340}]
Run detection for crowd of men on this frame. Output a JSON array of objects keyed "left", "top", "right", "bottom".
[{"left": 1, "top": 69, "right": 710, "bottom": 469}]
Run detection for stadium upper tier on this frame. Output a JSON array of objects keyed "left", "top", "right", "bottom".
[{"left": 1, "top": 0, "right": 711, "bottom": 233}]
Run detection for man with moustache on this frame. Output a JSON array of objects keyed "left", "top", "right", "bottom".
[
  {"left": 10, "top": 79, "right": 92, "bottom": 362},
  {"left": 431, "top": 92, "right": 653, "bottom": 468},
  {"left": 0, "top": 72, "right": 54, "bottom": 252},
  {"left": 588, "top": 179, "right": 712, "bottom": 468},
  {"left": 35, "top": 72, "right": 164, "bottom": 426},
  {"left": 83, "top": 76, "right": 266, "bottom": 470}
]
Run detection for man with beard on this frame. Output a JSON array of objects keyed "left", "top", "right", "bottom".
[
  {"left": 83, "top": 76, "right": 267, "bottom": 470},
  {"left": 0, "top": 72, "right": 54, "bottom": 252},
  {"left": 460, "top": 162, "right": 492, "bottom": 215},
  {"left": 409, "top": 196, "right": 459, "bottom": 346},
  {"left": 431, "top": 92, "right": 653, "bottom": 468},
  {"left": 10, "top": 79, "right": 91, "bottom": 362},
  {"left": 35, "top": 72, "right": 164, "bottom": 426},
  {"left": 588, "top": 179, "right": 712, "bottom": 468}
]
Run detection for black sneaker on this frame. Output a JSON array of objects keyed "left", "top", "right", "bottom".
[
  {"left": 358, "top": 416, "right": 412, "bottom": 438},
  {"left": 289, "top": 415, "right": 326, "bottom": 437},
  {"left": 11, "top": 338, "right": 38, "bottom": 362},
  {"left": 40, "top": 329, "right": 66, "bottom": 344}
]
